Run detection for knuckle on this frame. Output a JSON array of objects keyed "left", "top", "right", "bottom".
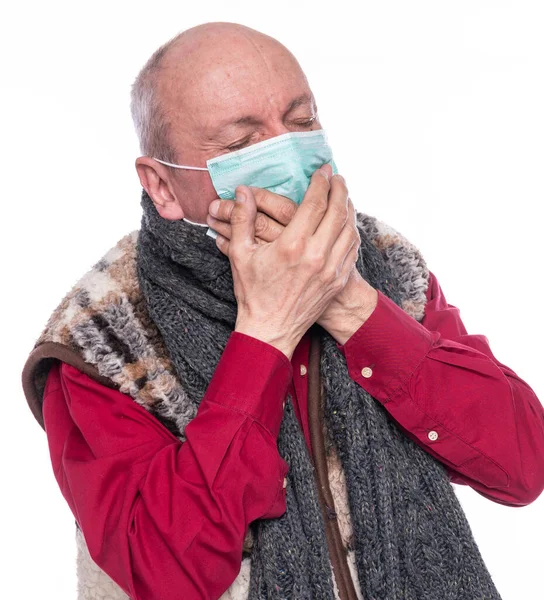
[
  {"left": 279, "top": 200, "right": 297, "bottom": 222},
  {"left": 251, "top": 187, "right": 265, "bottom": 205},
  {"left": 351, "top": 224, "right": 361, "bottom": 243},
  {"left": 282, "top": 237, "right": 305, "bottom": 257},
  {"left": 218, "top": 200, "right": 234, "bottom": 220},
  {"left": 334, "top": 174, "right": 349, "bottom": 196},
  {"left": 343, "top": 182, "right": 349, "bottom": 197},
  {"left": 331, "top": 279, "right": 343, "bottom": 294},
  {"left": 321, "top": 265, "right": 337, "bottom": 284},
  {"left": 254, "top": 213, "right": 268, "bottom": 235},
  {"left": 307, "top": 194, "right": 328, "bottom": 214},
  {"left": 230, "top": 207, "right": 247, "bottom": 226},
  {"left": 331, "top": 203, "right": 348, "bottom": 222},
  {"left": 228, "top": 244, "right": 242, "bottom": 262},
  {"left": 305, "top": 249, "right": 326, "bottom": 272},
  {"left": 346, "top": 248, "right": 358, "bottom": 265}
]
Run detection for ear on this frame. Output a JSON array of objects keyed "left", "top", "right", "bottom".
[{"left": 135, "top": 157, "right": 185, "bottom": 220}]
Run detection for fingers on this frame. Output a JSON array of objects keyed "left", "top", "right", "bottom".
[
  {"left": 282, "top": 167, "right": 331, "bottom": 242},
  {"left": 249, "top": 187, "right": 297, "bottom": 226},
  {"left": 208, "top": 190, "right": 292, "bottom": 242},
  {"left": 314, "top": 174, "right": 349, "bottom": 252},
  {"left": 338, "top": 241, "right": 360, "bottom": 284},
  {"left": 320, "top": 163, "right": 333, "bottom": 179},
  {"left": 326, "top": 200, "right": 360, "bottom": 273},
  {"left": 254, "top": 213, "right": 285, "bottom": 242},
  {"left": 209, "top": 190, "right": 297, "bottom": 227},
  {"left": 228, "top": 186, "right": 257, "bottom": 252},
  {"left": 208, "top": 198, "right": 234, "bottom": 222},
  {"left": 215, "top": 234, "right": 230, "bottom": 256},
  {"left": 206, "top": 215, "right": 232, "bottom": 241},
  {"left": 208, "top": 211, "right": 285, "bottom": 243}
]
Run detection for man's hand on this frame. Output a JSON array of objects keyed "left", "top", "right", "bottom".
[
  {"left": 207, "top": 188, "right": 298, "bottom": 247},
  {"left": 210, "top": 166, "right": 359, "bottom": 359},
  {"left": 207, "top": 166, "right": 378, "bottom": 346}
]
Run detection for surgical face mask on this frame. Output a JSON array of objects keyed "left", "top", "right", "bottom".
[{"left": 153, "top": 129, "right": 338, "bottom": 237}]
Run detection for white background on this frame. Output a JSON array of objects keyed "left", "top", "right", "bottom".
[{"left": 1, "top": 1, "right": 542, "bottom": 598}]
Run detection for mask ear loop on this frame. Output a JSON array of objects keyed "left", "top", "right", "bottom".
[
  {"left": 151, "top": 158, "right": 211, "bottom": 227},
  {"left": 183, "top": 218, "right": 209, "bottom": 227},
  {"left": 153, "top": 158, "right": 208, "bottom": 171}
]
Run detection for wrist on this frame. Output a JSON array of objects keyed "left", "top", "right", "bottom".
[
  {"left": 234, "top": 319, "right": 298, "bottom": 360},
  {"left": 319, "top": 281, "right": 378, "bottom": 345}
]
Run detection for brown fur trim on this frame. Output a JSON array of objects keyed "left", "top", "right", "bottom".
[{"left": 22, "top": 342, "right": 119, "bottom": 429}]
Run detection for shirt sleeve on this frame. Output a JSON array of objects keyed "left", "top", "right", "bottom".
[
  {"left": 42, "top": 332, "right": 291, "bottom": 600},
  {"left": 340, "top": 271, "right": 544, "bottom": 506}
]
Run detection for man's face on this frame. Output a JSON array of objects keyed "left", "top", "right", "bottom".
[{"left": 138, "top": 25, "right": 321, "bottom": 222}]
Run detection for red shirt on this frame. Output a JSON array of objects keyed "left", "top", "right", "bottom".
[{"left": 42, "top": 271, "right": 544, "bottom": 600}]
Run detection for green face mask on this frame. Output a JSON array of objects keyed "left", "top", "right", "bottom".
[{"left": 153, "top": 129, "right": 338, "bottom": 236}]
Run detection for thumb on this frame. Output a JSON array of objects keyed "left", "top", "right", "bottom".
[{"left": 230, "top": 185, "right": 257, "bottom": 248}]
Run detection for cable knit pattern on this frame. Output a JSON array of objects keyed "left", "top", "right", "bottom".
[{"left": 23, "top": 190, "right": 502, "bottom": 600}]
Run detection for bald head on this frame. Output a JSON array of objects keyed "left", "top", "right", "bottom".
[{"left": 131, "top": 22, "right": 314, "bottom": 162}]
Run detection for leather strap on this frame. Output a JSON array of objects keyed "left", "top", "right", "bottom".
[{"left": 308, "top": 326, "right": 361, "bottom": 600}]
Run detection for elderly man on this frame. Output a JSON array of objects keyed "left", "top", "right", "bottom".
[{"left": 23, "top": 22, "right": 543, "bottom": 600}]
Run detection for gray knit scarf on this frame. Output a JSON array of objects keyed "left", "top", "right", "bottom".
[{"left": 136, "top": 191, "right": 501, "bottom": 600}]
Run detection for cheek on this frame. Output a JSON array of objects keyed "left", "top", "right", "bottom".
[{"left": 173, "top": 172, "right": 220, "bottom": 221}]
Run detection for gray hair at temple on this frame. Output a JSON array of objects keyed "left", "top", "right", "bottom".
[{"left": 130, "top": 33, "right": 180, "bottom": 164}]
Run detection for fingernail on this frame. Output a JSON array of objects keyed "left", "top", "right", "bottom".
[
  {"left": 236, "top": 189, "right": 246, "bottom": 202},
  {"left": 209, "top": 200, "right": 220, "bottom": 216},
  {"left": 319, "top": 168, "right": 329, "bottom": 181}
]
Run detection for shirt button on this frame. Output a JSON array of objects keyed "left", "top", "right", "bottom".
[
  {"left": 300, "top": 364, "right": 307, "bottom": 376},
  {"left": 283, "top": 477, "right": 288, "bottom": 488},
  {"left": 428, "top": 430, "right": 439, "bottom": 441},
  {"left": 361, "top": 367, "right": 373, "bottom": 378}
]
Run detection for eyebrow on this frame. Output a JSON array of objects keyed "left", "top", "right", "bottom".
[
  {"left": 284, "top": 93, "right": 314, "bottom": 114},
  {"left": 218, "top": 93, "right": 315, "bottom": 132}
]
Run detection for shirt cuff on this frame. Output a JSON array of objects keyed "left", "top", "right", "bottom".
[
  {"left": 340, "top": 290, "right": 438, "bottom": 402},
  {"left": 203, "top": 332, "right": 293, "bottom": 437}
]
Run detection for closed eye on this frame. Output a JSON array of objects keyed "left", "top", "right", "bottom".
[
  {"left": 227, "top": 138, "right": 251, "bottom": 152},
  {"left": 294, "top": 117, "right": 317, "bottom": 128},
  {"left": 226, "top": 117, "right": 317, "bottom": 151}
]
